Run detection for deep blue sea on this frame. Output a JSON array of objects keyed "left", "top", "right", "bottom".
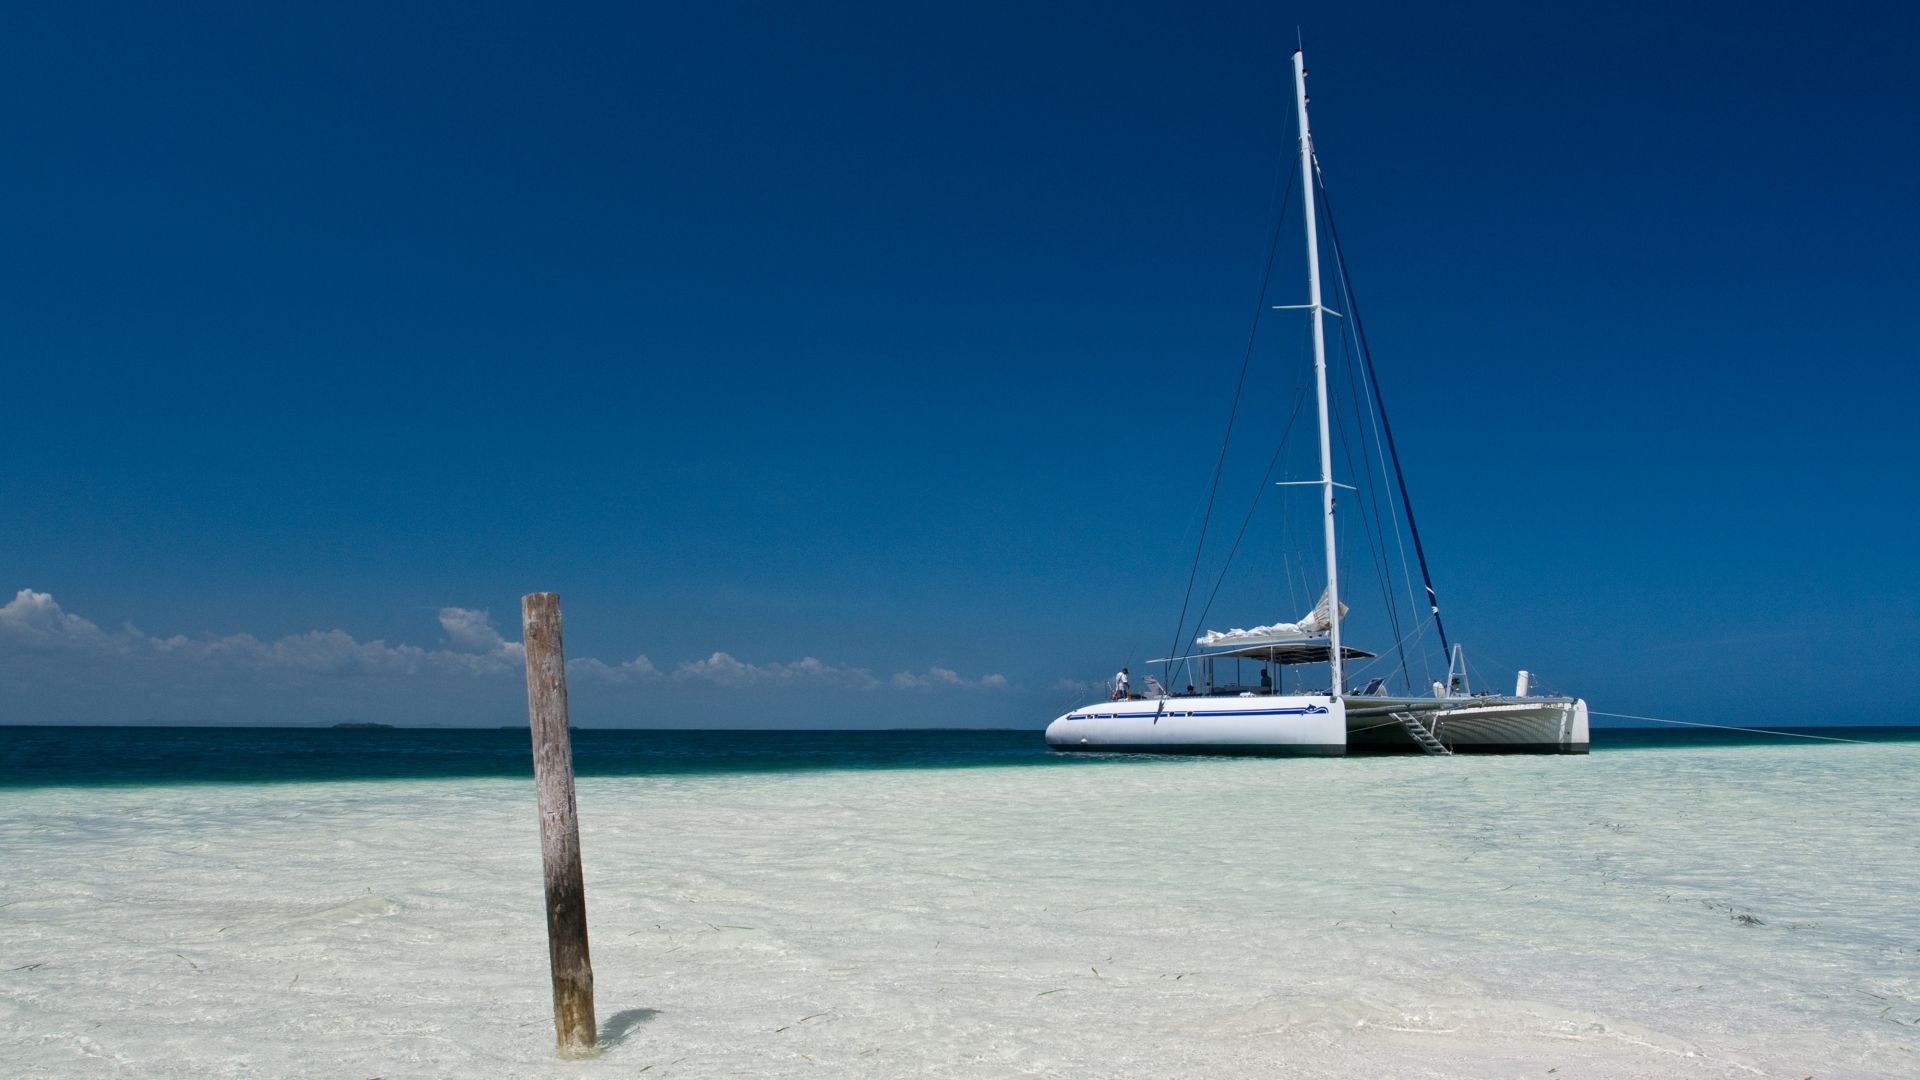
[{"left": 3, "top": 724, "right": 1918, "bottom": 788}]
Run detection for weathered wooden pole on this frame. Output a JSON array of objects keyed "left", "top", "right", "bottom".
[{"left": 521, "top": 592, "right": 597, "bottom": 1056}]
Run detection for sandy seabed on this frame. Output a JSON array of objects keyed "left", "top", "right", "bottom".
[{"left": 3, "top": 744, "right": 1917, "bottom": 1079}]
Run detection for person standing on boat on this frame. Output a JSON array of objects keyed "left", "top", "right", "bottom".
[{"left": 1110, "top": 667, "right": 1130, "bottom": 701}]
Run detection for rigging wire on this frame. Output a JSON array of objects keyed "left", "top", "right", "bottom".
[
  {"left": 1163, "top": 147, "right": 1299, "bottom": 682},
  {"left": 1320, "top": 182, "right": 1427, "bottom": 693},
  {"left": 1319, "top": 187, "right": 1406, "bottom": 682},
  {"left": 1280, "top": 313, "right": 1315, "bottom": 620},
  {"left": 1186, "top": 382, "right": 1313, "bottom": 644},
  {"left": 1320, "top": 201, "right": 1413, "bottom": 691},
  {"left": 1342, "top": 371, "right": 1413, "bottom": 689},
  {"left": 1448, "top": 641, "right": 1528, "bottom": 692},
  {"left": 1315, "top": 170, "right": 1452, "bottom": 660},
  {"left": 1340, "top": 613, "right": 1437, "bottom": 683},
  {"left": 1461, "top": 649, "right": 1496, "bottom": 696}
]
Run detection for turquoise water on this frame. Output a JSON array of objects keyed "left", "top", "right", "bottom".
[
  {"left": 3, "top": 723, "right": 1917, "bottom": 787},
  {"left": 6, "top": 726, "right": 1919, "bottom": 1076}
]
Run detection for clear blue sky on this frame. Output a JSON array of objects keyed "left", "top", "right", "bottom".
[{"left": 3, "top": 1, "right": 1915, "bottom": 727}]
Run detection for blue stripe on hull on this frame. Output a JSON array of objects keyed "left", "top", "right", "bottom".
[
  {"left": 1064, "top": 706, "right": 1330, "bottom": 722},
  {"left": 1047, "top": 743, "right": 1347, "bottom": 757}
]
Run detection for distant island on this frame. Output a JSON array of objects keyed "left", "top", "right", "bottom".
[{"left": 331, "top": 722, "right": 394, "bottom": 730}]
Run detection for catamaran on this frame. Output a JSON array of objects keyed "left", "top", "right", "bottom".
[{"left": 1046, "top": 48, "right": 1587, "bottom": 756}]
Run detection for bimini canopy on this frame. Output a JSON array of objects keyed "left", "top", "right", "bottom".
[
  {"left": 1195, "top": 589, "right": 1348, "bottom": 649},
  {"left": 1147, "top": 642, "right": 1377, "bottom": 667},
  {"left": 1197, "top": 642, "right": 1376, "bottom": 666}
]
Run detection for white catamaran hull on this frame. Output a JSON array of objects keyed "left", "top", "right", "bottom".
[
  {"left": 1045, "top": 695, "right": 1347, "bottom": 755},
  {"left": 1047, "top": 696, "right": 1587, "bottom": 755},
  {"left": 1345, "top": 696, "right": 1589, "bottom": 754}
]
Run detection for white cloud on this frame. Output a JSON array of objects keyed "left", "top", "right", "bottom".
[
  {"left": 0, "top": 588, "right": 1007, "bottom": 694},
  {"left": 673, "top": 651, "right": 879, "bottom": 689},
  {"left": 1, "top": 590, "right": 516, "bottom": 678},
  {"left": 438, "top": 607, "right": 514, "bottom": 654},
  {"left": 890, "top": 667, "right": 1009, "bottom": 691},
  {"left": 0, "top": 589, "right": 118, "bottom": 650},
  {"left": 566, "top": 655, "right": 661, "bottom": 684}
]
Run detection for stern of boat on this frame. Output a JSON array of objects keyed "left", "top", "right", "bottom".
[{"left": 1344, "top": 695, "right": 1589, "bottom": 754}]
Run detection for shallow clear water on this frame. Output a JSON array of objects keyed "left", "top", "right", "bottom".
[
  {"left": 4, "top": 723, "right": 1917, "bottom": 787},
  {"left": 2, "top": 730, "right": 1917, "bottom": 1078}
]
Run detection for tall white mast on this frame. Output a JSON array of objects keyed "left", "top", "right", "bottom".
[{"left": 1293, "top": 47, "right": 1343, "bottom": 696}]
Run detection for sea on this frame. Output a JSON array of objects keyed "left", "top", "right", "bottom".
[
  {"left": 4, "top": 722, "right": 1917, "bottom": 787},
  {"left": 4, "top": 724, "right": 1918, "bottom": 1079}
]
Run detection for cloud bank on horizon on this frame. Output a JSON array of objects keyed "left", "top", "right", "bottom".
[{"left": 0, "top": 589, "right": 1008, "bottom": 727}]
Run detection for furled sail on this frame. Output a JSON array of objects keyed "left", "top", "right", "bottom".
[{"left": 1195, "top": 589, "right": 1348, "bottom": 649}]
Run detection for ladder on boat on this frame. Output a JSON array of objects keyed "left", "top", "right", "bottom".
[{"left": 1390, "top": 711, "right": 1452, "bottom": 756}]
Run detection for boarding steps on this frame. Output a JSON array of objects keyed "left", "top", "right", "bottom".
[{"left": 1391, "top": 711, "right": 1452, "bottom": 756}]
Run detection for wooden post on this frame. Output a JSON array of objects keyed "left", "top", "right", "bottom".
[{"left": 521, "top": 592, "right": 597, "bottom": 1056}]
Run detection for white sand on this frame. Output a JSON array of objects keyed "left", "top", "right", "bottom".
[{"left": 4, "top": 745, "right": 1917, "bottom": 1078}]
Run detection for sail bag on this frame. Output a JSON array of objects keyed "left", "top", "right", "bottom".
[{"left": 1195, "top": 589, "right": 1349, "bottom": 648}]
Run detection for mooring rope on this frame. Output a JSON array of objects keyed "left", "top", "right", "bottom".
[{"left": 1589, "top": 711, "right": 1875, "bottom": 745}]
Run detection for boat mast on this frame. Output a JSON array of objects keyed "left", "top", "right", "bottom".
[{"left": 1293, "top": 47, "right": 1343, "bottom": 696}]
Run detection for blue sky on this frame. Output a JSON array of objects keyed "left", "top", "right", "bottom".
[{"left": 3, "top": 1, "right": 1915, "bottom": 728}]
